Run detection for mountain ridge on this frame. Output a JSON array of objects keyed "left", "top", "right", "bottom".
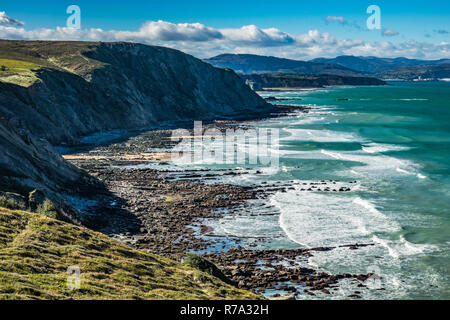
[
  {"left": 311, "top": 55, "right": 450, "bottom": 74},
  {"left": 376, "top": 63, "right": 450, "bottom": 80},
  {"left": 0, "top": 207, "right": 261, "bottom": 300},
  {"left": 0, "top": 41, "right": 271, "bottom": 145},
  {"left": 205, "top": 53, "right": 450, "bottom": 80}
]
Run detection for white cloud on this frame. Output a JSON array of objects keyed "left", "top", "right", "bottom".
[
  {"left": 382, "top": 29, "right": 400, "bottom": 37},
  {"left": 294, "top": 30, "right": 338, "bottom": 47},
  {"left": 0, "top": 14, "right": 448, "bottom": 60},
  {"left": 220, "top": 25, "right": 294, "bottom": 46},
  {"left": 0, "top": 11, "right": 24, "bottom": 26},
  {"left": 134, "top": 20, "right": 223, "bottom": 41}
]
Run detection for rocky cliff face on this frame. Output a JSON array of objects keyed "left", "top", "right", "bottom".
[
  {"left": 0, "top": 41, "right": 270, "bottom": 144},
  {"left": 0, "top": 40, "right": 271, "bottom": 211},
  {"left": 0, "top": 117, "right": 81, "bottom": 191},
  {"left": 0, "top": 117, "right": 86, "bottom": 225}
]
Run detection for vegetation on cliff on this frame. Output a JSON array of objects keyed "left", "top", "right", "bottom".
[
  {"left": 0, "top": 41, "right": 271, "bottom": 300},
  {"left": 0, "top": 58, "right": 41, "bottom": 87},
  {"left": 376, "top": 64, "right": 450, "bottom": 80},
  {"left": 0, "top": 207, "right": 262, "bottom": 300}
]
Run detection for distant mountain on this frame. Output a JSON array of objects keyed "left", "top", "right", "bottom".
[
  {"left": 376, "top": 64, "right": 450, "bottom": 80},
  {"left": 311, "top": 55, "right": 450, "bottom": 74},
  {"left": 205, "top": 54, "right": 363, "bottom": 77}
]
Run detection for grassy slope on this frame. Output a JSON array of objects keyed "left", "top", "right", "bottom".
[
  {"left": 0, "top": 207, "right": 261, "bottom": 300},
  {"left": 0, "top": 41, "right": 106, "bottom": 86},
  {"left": 0, "top": 58, "right": 41, "bottom": 87}
]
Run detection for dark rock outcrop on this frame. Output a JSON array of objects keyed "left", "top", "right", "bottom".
[{"left": 183, "top": 253, "right": 235, "bottom": 286}]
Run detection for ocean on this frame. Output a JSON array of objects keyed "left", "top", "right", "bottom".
[
  {"left": 155, "top": 81, "right": 450, "bottom": 299},
  {"left": 254, "top": 82, "right": 450, "bottom": 299}
]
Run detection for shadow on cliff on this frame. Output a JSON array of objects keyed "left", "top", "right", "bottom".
[{"left": 60, "top": 172, "right": 143, "bottom": 235}]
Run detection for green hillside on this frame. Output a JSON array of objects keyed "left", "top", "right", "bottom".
[
  {"left": 0, "top": 58, "right": 41, "bottom": 87},
  {"left": 0, "top": 207, "right": 261, "bottom": 300}
]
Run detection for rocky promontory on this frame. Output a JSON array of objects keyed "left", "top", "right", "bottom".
[{"left": 242, "top": 73, "right": 386, "bottom": 90}]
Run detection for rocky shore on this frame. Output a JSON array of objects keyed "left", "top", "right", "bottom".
[{"left": 63, "top": 106, "right": 379, "bottom": 299}]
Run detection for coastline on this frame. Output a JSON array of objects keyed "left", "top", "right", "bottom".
[
  {"left": 255, "top": 83, "right": 390, "bottom": 93},
  {"left": 61, "top": 104, "right": 378, "bottom": 299}
]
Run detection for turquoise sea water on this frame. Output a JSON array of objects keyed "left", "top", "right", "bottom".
[
  {"left": 251, "top": 82, "right": 450, "bottom": 299},
  {"left": 150, "top": 81, "right": 449, "bottom": 299}
]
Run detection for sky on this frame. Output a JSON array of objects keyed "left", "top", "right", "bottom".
[{"left": 0, "top": 0, "right": 449, "bottom": 60}]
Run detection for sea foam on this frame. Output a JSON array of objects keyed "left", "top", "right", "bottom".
[{"left": 275, "top": 189, "right": 399, "bottom": 248}]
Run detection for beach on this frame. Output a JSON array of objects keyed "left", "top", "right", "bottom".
[
  {"left": 61, "top": 108, "right": 378, "bottom": 299},
  {"left": 59, "top": 82, "right": 450, "bottom": 300}
]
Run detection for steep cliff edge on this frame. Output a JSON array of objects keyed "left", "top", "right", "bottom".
[
  {"left": 0, "top": 118, "right": 81, "bottom": 191},
  {"left": 0, "top": 40, "right": 270, "bottom": 144},
  {"left": 0, "top": 40, "right": 271, "bottom": 203},
  {"left": 0, "top": 41, "right": 271, "bottom": 299}
]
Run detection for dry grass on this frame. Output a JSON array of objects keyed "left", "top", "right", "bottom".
[{"left": 0, "top": 207, "right": 262, "bottom": 300}]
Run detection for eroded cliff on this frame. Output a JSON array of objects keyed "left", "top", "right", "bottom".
[
  {"left": 0, "top": 40, "right": 270, "bottom": 144},
  {"left": 0, "top": 40, "right": 271, "bottom": 218}
]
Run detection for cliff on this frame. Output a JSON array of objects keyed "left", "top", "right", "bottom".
[
  {"left": 0, "top": 40, "right": 270, "bottom": 145},
  {"left": 0, "top": 40, "right": 271, "bottom": 198},
  {"left": 0, "top": 117, "right": 81, "bottom": 192}
]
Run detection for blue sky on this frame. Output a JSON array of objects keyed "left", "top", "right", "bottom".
[{"left": 1, "top": 0, "right": 449, "bottom": 59}]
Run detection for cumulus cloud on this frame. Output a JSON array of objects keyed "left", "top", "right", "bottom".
[
  {"left": 382, "top": 29, "right": 400, "bottom": 37},
  {"left": 295, "top": 30, "right": 338, "bottom": 46},
  {"left": 325, "top": 16, "right": 347, "bottom": 24},
  {"left": 0, "top": 11, "right": 24, "bottom": 26},
  {"left": 134, "top": 20, "right": 223, "bottom": 41},
  {"left": 0, "top": 16, "right": 448, "bottom": 60},
  {"left": 221, "top": 25, "right": 294, "bottom": 46}
]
